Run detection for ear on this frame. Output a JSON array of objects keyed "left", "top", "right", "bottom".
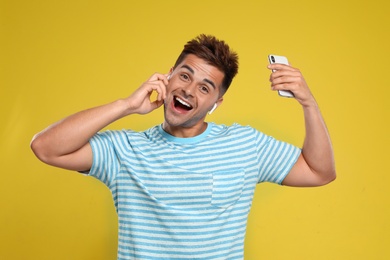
[
  {"left": 167, "top": 67, "right": 173, "bottom": 80},
  {"left": 208, "top": 98, "right": 223, "bottom": 115},
  {"left": 208, "top": 103, "right": 217, "bottom": 115},
  {"left": 216, "top": 97, "right": 223, "bottom": 107}
]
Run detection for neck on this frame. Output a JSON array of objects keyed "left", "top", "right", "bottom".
[{"left": 162, "top": 122, "right": 208, "bottom": 138}]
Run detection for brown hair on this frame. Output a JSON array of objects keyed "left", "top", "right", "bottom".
[{"left": 173, "top": 34, "right": 239, "bottom": 94}]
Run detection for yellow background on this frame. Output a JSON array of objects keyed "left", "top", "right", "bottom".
[{"left": 1, "top": 0, "right": 389, "bottom": 259}]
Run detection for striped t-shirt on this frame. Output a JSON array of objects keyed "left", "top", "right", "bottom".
[{"left": 88, "top": 122, "right": 301, "bottom": 260}]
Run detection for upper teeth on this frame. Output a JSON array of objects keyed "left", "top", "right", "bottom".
[{"left": 176, "top": 97, "right": 191, "bottom": 108}]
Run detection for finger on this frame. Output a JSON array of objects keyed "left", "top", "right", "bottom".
[
  {"left": 270, "top": 70, "right": 302, "bottom": 83},
  {"left": 268, "top": 63, "right": 290, "bottom": 70},
  {"left": 271, "top": 75, "right": 301, "bottom": 85},
  {"left": 150, "top": 98, "right": 164, "bottom": 110},
  {"left": 271, "top": 82, "right": 295, "bottom": 91},
  {"left": 148, "top": 80, "right": 167, "bottom": 101},
  {"left": 157, "top": 80, "right": 167, "bottom": 100},
  {"left": 148, "top": 73, "right": 169, "bottom": 85},
  {"left": 157, "top": 73, "right": 170, "bottom": 85},
  {"left": 268, "top": 64, "right": 300, "bottom": 76},
  {"left": 157, "top": 74, "right": 169, "bottom": 85}
]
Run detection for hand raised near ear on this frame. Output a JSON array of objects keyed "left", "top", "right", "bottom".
[{"left": 124, "top": 73, "right": 169, "bottom": 115}]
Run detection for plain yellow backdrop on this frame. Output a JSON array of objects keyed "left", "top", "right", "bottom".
[{"left": 1, "top": 0, "right": 389, "bottom": 259}]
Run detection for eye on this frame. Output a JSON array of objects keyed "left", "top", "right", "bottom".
[
  {"left": 199, "top": 85, "right": 210, "bottom": 94},
  {"left": 180, "top": 73, "right": 190, "bottom": 81}
]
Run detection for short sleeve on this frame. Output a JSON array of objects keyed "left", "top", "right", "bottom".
[
  {"left": 255, "top": 131, "right": 301, "bottom": 184},
  {"left": 88, "top": 130, "right": 122, "bottom": 187}
]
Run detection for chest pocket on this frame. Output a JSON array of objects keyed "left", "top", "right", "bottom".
[
  {"left": 136, "top": 168, "right": 244, "bottom": 210},
  {"left": 211, "top": 169, "right": 244, "bottom": 208}
]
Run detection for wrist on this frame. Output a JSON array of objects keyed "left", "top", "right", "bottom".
[
  {"left": 112, "top": 98, "right": 135, "bottom": 118},
  {"left": 300, "top": 93, "right": 318, "bottom": 109}
]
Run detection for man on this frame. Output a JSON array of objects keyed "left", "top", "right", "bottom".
[{"left": 31, "top": 34, "right": 335, "bottom": 259}]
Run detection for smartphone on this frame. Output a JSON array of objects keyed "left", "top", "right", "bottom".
[{"left": 268, "top": 54, "right": 294, "bottom": 98}]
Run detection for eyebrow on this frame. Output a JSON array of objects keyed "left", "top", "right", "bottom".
[{"left": 180, "top": 65, "right": 216, "bottom": 89}]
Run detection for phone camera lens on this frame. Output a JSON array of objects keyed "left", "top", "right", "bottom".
[{"left": 271, "top": 56, "right": 275, "bottom": 63}]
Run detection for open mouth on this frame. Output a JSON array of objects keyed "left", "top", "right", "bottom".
[{"left": 174, "top": 96, "right": 193, "bottom": 111}]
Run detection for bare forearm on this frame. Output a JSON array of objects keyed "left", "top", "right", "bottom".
[
  {"left": 301, "top": 101, "right": 336, "bottom": 181},
  {"left": 31, "top": 99, "right": 129, "bottom": 161},
  {"left": 31, "top": 73, "right": 168, "bottom": 170},
  {"left": 269, "top": 63, "right": 336, "bottom": 186}
]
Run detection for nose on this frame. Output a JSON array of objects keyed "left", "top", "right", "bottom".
[{"left": 182, "top": 81, "right": 197, "bottom": 97}]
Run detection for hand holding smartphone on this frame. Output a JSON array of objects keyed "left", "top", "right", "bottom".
[{"left": 268, "top": 54, "right": 294, "bottom": 98}]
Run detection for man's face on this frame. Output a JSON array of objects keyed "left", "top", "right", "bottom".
[{"left": 163, "top": 54, "right": 224, "bottom": 136}]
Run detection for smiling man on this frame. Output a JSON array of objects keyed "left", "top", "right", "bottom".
[
  {"left": 31, "top": 34, "right": 336, "bottom": 259},
  {"left": 163, "top": 54, "right": 225, "bottom": 137}
]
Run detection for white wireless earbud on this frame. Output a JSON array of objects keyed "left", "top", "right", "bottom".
[
  {"left": 167, "top": 74, "right": 171, "bottom": 80},
  {"left": 208, "top": 103, "right": 217, "bottom": 115}
]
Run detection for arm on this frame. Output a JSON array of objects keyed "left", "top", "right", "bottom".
[
  {"left": 268, "top": 64, "right": 336, "bottom": 187},
  {"left": 30, "top": 73, "right": 168, "bottom": 172}
]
